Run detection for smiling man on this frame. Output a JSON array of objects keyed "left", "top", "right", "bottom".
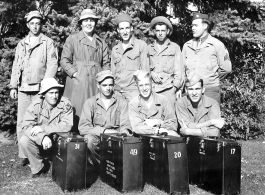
[
  {"left": 129, "top": 70, "right": 179, "bottom": 136},
  {"left": 79, "top": 70, "right": 131, "bottom": 169},
  {"left": 175, "top": 72, "right": 225, "bottom": 137},
  {"left": 9, "top": 11, "right": 58, "bottom": 167},
  {"left": 19, "top": 78, "right": 73, "bottom": 177},
  {"left": 148, "top": 16, "right": 183, "bottom": 106},
  {"left": 111, "top": 13, "right": 149, "bottom": 102},
  {"left": 182, "top": 13, "right": 232, "bottom": 104},
  {"left": 60, "top": 9, "right": 110, "bottom": 127}
]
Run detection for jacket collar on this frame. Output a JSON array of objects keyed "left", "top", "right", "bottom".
[
  {"left": 77, "top": 30, "right": 102, "bottom": 49},
  {"left": 150, "top": 38, "right": 171, "bottom": 54},
  {"left": 186, "top": 34, "right": 214, "bottom": 50},
  {"left": 137, "top": 92, "right": 161, "bottom": 118},
  {"left": 95, "top": 92, "right": 117, "bottom": 110},
  {"left": 23, "top": 33, "right": 45, "bottom": 49},
  {"left": 114, "top": 35, "right": 136, "bottom": 55}
]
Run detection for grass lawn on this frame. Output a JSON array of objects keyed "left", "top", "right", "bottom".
[{"left": 0, "top": 139, "right": 264, "bottom": 195}]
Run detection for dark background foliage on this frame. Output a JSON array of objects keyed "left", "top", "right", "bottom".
[{"left": 0, "top": 0, "right": 264, "bottom": 140}]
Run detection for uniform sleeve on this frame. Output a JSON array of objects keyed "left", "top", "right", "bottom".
[
  {"left": 173, "top": 45, "right": 184, "bottom": 89},
  {"left": 119, "top": 98, "right": 131, "bottom": 134},
  {"left": 216, "top": 42, "right": 232, "bottom": 79},
  {"left": 204, "top": 100, "right": 221, "bottom": 136},
  {"left": 129, "top": 100, "right": 156, "bottom": 134},
  {"left": 175, "top": 99, "right": 196, "bottom": 128},
  {"left": 140, "top": 41, "right": 150, "bottom": 72},
  {"left": 110, "top": 48, "right": 116, "bottom": 74},
  {"left": 101, "top": 41, "right": 110, "bottom": 70},
  {"left": 44, "top": 39, "right": 58, "bottom": 78},
  {"left": 60, "top": 36, "right": 77, "bottom": 77},
  {"left": 40, "top": 102, "right": 73, "bottom": 134},
  {"left": 9, "top": 44, "right": 21, "bottom": 89},
  {"left": 78, "top": 99, "right": 105, "bottom": 136},
  {"left": 160, "top": 98, "right": 178, "bottom": 131},
  {"left": 22, "top": 103, "right": 47, "bottom": 146}
]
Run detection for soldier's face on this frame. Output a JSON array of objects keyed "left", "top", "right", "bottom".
[
  {"left": 137, "top": 77, "right": 152, "bottom": 100},
  {"left": 98, "top": 78, "right": 114, "bottom": 99},
  {"left": 81, "top": 18, "right": 96, "bottom": 35},
  {"left": 45, "top": 88, "right": 60, "bottom": 106},
  {"left": 117, "top": 22, "right": 133, "bottom": 42},
  {"left": 27, "top": 18, "right": 41, "bottom": 36},
  {"left": 186, "top": 82, "right": 205, "bottom": 103},
  {"left": 192, "top": 19, "right": 207, "bottom": 38},
  {"left": 155, "top": 24, "right": 169, "bottom": 42}
]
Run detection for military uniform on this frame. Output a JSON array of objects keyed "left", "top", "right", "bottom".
[
  {"left": 175, "top": 95, "right": 221, "bottom": 137},
  {"left": 20, "top": 96, "right": 73, "bottom": 174},
  {"left": 79, "top": 93, "right": 131, "bottom": 165},
  {"left": 129, "top": 92, "right": 177, "bottom": 134}
]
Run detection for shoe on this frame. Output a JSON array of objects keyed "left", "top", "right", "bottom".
[
  {"left": 19, "top": 158, "right": 30, "bottom": 167},
  {"left": 31, "top": 161, "right": 50, "bottom": 178}
]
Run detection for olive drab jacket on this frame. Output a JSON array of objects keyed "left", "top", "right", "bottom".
[
  {"left": 182, "top": 34, "right": 232, "bottom": 88},
  {"left": 22, "top": 96, "right": 73, "bottom": 145},
  {"left": 148, "top": 39, "right": 183, "bottom": 92},
  {"left": 60, "top": 31, "right": 110, "bottom": 117},
  {"left": 9, "top": 33, "right": 58, "bottom": 89},
  {"left": 79, "top": 93, "right": 131, "bottom": 136}
]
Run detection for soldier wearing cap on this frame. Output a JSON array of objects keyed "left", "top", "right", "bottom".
[
  {"left": 148, "top": 16, "right": 183, "bottom": 106},
  {"left": 79, "top": 70, "right": 131, "bottom": 168},
  {"left": 60, "top": 9, "right": 110, "bottom": 125},
  {"left": 19, "top": 78, "right": 73, "bottom": 177},
  {"left": 175, "top": 72, "right": 225, "bottom": 137},
  {"left": 111, "top": 13, "right": 149, "bottom": 102},
  {"left": 129, "top": 70, "right": 179, "bottom": 136},
  {"left": 9, "top": 11, "right": 58, "bottom": 166},
  {"left": 182, "top": 13, "right": 232, "bottom": 104}
]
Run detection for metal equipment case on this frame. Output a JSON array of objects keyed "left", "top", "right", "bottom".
[
  {"left": 100, "top": 133, "right": 143, "bottom": 192},
  {"left": 140, "top": 134, "right": 190, "bottom": 194},
  {"left": 186, "top": 137, "right": 241, "bottom": 195},
  {"left": 52, "top": 133, "right": 87, "bottom": 192}
]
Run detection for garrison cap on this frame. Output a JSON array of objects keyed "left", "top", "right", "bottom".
[
  {"left": 150, "top": 16, "right": 173, "bottom": 35},
  {"left": 25, "top": 11, "right": 43, "bottom": 23},
  {"left": 185, "top": 72, "right": 202, "bottom": 87},
  {"left": 38, "top": 78, "right": 64, "bottom": 95},
  {"left": 192, "top": 13, "right": 209, "bottom": 21},
  {"left": 133, "top": 70, "right": 150, "bottom": 81},
  {"left": 114, "top": 13, "right": 132, "bottom": 25},
  {"left": 79, "top": 9, "right": 100, "bottom": 22},
  {"left": 95, "top": 70, "right": 114, "bottom": 83}
]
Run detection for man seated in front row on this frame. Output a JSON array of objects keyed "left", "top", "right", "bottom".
[
  {"left": 175, "top": 72, "right": 225, "bottom": 137},
  {"left": 129, "top": 70, "right": 179, "bottom": 136},
  {"left": 79, "top": 70, "right": 131, "bottom": 168},
  {"left": 20, "top": 78, "right": 73, "bottom": 177}
]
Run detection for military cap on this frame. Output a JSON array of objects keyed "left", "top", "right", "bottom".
[
  {"left": 38, "top": 78, "right": 64, "bottom": 95},
  {"left": 185, "top": 72, "right": 203, "bottom": 87},
  {"left": 192, "top": 13, "right": 209, "bottom": 21},
  {"left": 79, "top": 9, "right": 100, "bottom": 22},
  {"left": 25, "top": 11, "right": 43, "bottom": 23},
  {"left": 95, "top": 70, "right": 114, "bottom": 83},
  {"left": 114, "top": 13, "right": 132, "bottom": 25},
  {"left": 133, "top": 70, "right": 150, "bottom": 81},
  {"left": 150, "top": 16, "right": 173, "bottom": 35}
]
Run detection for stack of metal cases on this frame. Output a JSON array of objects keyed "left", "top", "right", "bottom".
[
  {"left": 52, "top": 133, "right": 88, "bottom": 192},
  {"left": 186, "top": 137, "right": 241, "bottom": 195},
  {"left": 100, "top": 133, "right": 143, "bottom": 192},
  {"left": 140, "top": 134, "right": 190, "bottom": 194}
]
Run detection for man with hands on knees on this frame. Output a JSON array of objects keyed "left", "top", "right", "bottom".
[
  {"left": 175, "top": 72, "right": 225, "bottom": 137},
  {"left": 20, "top": 78, "right": 73, "bottom": 177},
  {"left": 129, "top": 70, "right": 179, "bottom": 136},
  {"left": 79, "top": 70, "right": 131, "bottom": 169}
]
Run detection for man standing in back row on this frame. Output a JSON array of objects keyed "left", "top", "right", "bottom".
[
  {"left": 111, "top": 13, "right": 149, "bottom": 102},
  {"left": 182, "top": 13, "right": 232, "bottom": 104},
  {"left": 148, "top": 16, "right": 183, "bottom": 106}
]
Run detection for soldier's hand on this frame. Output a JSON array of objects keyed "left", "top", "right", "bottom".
[
  {"left": 104, "top": 129, "right": 118, "bottom": 134},
  {"left": 167, "top": 130, "right": 180, "bottom": 137},
  {"left": 42, "top": 136, "right": 52, "bottom": 150},
  {"left": 10, "top": 89, "right": 17, "bottom": 99},
  {"left": 211, "top": 118, "right": 225, "bottom": 129},
  {"left": 144, "top": 119, "right": 162, "bottom": 127},
  {"left": 30, "top": 126, "right": 44, "bottom": 136},
  {"left": 151, "top": 72, "right": 162, "bottom": 84}
]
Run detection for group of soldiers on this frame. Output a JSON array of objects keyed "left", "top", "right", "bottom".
[{"left": 9, "top": 9, "right": 231, "bottom": 177}]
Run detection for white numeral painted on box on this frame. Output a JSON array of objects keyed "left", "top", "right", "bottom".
[
  {"left": 231, "top": 148, "right": 236, "bottom": 154},
  {"left": 75, "top": 144, "right": 80, "bottom": 149},
  {"left": 174, "top": 152, "right": 181, "bottom": 158},
  {"left": 130, "top": 149, "right": 138, "bottom": 155}
]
